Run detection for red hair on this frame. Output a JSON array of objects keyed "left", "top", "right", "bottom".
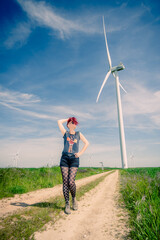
[{"left": 67, "top": 117, "right": 79, "bottom": 126}]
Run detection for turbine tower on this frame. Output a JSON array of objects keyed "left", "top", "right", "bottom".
[{"left": 96, "top": 16, "right": 128, "bottom": 169}]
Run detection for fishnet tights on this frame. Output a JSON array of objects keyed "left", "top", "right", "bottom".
[{"left": 60, "top": 166, "right": 78, "bottom": 204}]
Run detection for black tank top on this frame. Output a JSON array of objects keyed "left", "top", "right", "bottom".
[{"left": 62, "top": 131, "right": 80, "bottom": 156}]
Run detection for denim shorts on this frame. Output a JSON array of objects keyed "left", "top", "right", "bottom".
[{"left": 60, "top": 153, "right": 79, "bottom": 168}]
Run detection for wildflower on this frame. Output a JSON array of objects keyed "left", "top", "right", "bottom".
[
  {"left": 141, "top": 195, "right": 146, "bottom": 201},
  {"left": 135, "top": 200, "right": 140, "bottom": 206},
  {"left": 148, "top": 177, "right": 152, "bottom": 184},
  {"left": 149, "top": 204, "right": 153, "bottom": 214},
  {"left": 156, "top": 172, "right": 160, "bottom": 179},
  {"left": 136, "top": 212, "right": 141, "bottom": 221}
]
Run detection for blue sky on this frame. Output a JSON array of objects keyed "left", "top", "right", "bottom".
[{"left": 0, "top": 0, "right": 160, "bottom": 168}]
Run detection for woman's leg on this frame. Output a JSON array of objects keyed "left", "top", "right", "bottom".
[
  {"left": 60, "top": 166, "right": 70, "bottom": 204},
  {"left": 68, "top": 167, "right": 78, "bottom": 199}
]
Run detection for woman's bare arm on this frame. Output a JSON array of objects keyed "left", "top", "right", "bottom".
[
  {"left": 57, "top": 118, "right": 68, "bottom": 136},
  {"left": 75, "top": 132, "right": 89, "bottom": 158}
]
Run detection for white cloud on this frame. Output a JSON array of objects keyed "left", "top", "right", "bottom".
[
  {"left": 0, "top": 86, "right": 40, "bottom": 106},
  {"left": 4, "top": 22, "right": 31, "bottom": 49},
  {"left": 5, "top": 0, "right": 99, "bottom": 48},
  {"left": 4, "top": 0, "right": 149, "bottom": 48},
  {"left": 0, "top": 87, "right": 96, "bottom": 122},
  {"left": 0, "top": 87, "right": 57, "bottom": 120},
  {"left": 1, "top": 82, "right": 160, "bottom": 129},
  {"left": 16, "top": 0, "right": 96, "bottom": 39},
  {"left": 17, "top": 0, "right": 148, "bottom": 36},
  {"left": 48, "top": 105, "right": 96, "bottom": 121},
  {"left": 1, "top": 81, "right": 160, "bottom": 137},
  {"left": 103, "top": 3, "right": 148, "bottom": 33},
  {"left": 123, "top": 85, "right": 160, "bottom": 115},
  {"left": 122, "top": 83, "right": 160, "bottom": 128},
  {"left": 0, "top": 101, "right": 57, "bottom": 120}
]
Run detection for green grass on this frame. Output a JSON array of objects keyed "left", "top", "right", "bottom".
[
  {"left": 119, "top": 167, "right": 160, "bottom": 240},
  {"left": 0, "top": 167, "right": 112, "bottom": 199},
  {"left": 0, "top": 170, "right": 114, "bottom": 240}
]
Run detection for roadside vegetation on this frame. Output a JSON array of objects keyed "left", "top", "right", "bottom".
[
  {"left": 119, "top": 167, "right": 160, "bottom": 240},
  {"left": 0, "top": 170, "right": 114, "bottom": 240},
  {"left": 2, "top": 166, "right": 159, "bottom": 239},
  {"left": 0, "top": 166, "right": 114, "bottom": 199}
]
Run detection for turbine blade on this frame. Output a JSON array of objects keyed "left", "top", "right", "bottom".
[
  {"left": 119, "top": 82, "right": 127, "bottom": 93},
  {"left": 96, "top": 70, "right": 111, "bottom": 103},
  {"left": 102, "top": 16, "right": 112, "bottom": 69}
]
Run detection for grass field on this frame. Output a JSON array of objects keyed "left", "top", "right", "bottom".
[
  {"left": 0, "top": 167, "right": 159, "bottom": 240},
  {"left": 119, "top": 167, "right": 160, "bottom": 240},
  {"left": 0, "top": 166, "right": 113, "bottom": 199},
  {"left": 0, "top": 169, "right": 114, "bottom": 240}
]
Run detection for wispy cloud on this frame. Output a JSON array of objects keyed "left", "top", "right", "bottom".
[
  {"left": 0, "top": 86, "right": 40, "bottom": 106},
  {"left": 103, "top": 3, "right": 148, "bottom": 33},
  {"left": 4, "top": 0, "right": 98, "bottom": 48},
  {"left": 47, "top": 105, "right": 95, "bottom": 121},
  {"left": 4, "top": 22, "right": 31, "bottom": 49},
  {"left": 122, "top": 83, "right": 160, "bottom": 127},
  {"left": 1, "top": 82, "right": 160, "bottom": 131},
  {"left": 0, "top": 87, "right": 57, "bottom": 120},
  {"left": 0, "top": 87, "right": 95, "bottom": 122},
  {"left": 16, "top": 0, "right": 97, "bottom": 39},
  {"left": 4, "top": 0, "right": 149, "bottom": 48},
  {"left": 82, "top": 82, "right": 160, "bottom": 130},
  {"left": 0, "top": 101, "right": 57, "bottom": 120}
]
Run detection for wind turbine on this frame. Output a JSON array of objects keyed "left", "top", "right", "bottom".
[
  {"left": 130, "top": 152, "right": 135, "bottom": 168},
  {"left": 11, "top": 148, "right": 21, "bottom": 168},
  {"left": 96, "top": 16, "right": 128, "bottom": 169},
  {"left": 99, "top": 161, "right": 104, "bottom": 171}
]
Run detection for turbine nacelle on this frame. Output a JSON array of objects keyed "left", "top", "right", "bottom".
[{"left": 111, "top": 62, "right": 125, "bottom": 73}]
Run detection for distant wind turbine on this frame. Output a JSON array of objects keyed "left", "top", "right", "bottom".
[
  {"left": 96, "top": 16, "right": 128, "bottom": 169},
  {"left": 130, "top": 153, "right": 135, "bottom": 168},
  {"left": 99, "top": 161, "right": 104, "bottom": 170},
  {"left": 12, "top": 148, "right": 21, "bottom": 168}
]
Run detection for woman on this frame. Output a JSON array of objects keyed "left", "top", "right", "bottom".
[{"left": 57, "top": 117, "right": 89, "bottom": 214}]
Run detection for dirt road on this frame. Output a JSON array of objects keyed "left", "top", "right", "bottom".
[
  {"left": 0, "top": 171, "right": 110, "bottom": 217},
  {"left": 34, "top": 170, "right": 130, "bottom": 240}
]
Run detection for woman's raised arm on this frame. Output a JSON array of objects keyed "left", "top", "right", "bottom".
[{"left": 57, "top": 118, "right": 68, "bottom": 136}]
